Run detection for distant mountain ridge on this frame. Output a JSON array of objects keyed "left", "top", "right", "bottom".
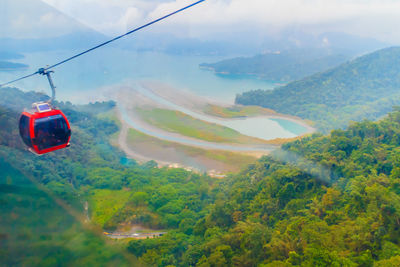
[
  {"left": 1, "top": 0, "right": 390, "bottom": 58},
  {"left": 200, "top": 48, "right": 351, "bottom": 82},
  {"left": 0, "top": 61, "right": 28, "bottom": 71},
  {"left": 200, "top": 31, "right": 388, "bottom": 82},
  {"left": 0, "top": 51, "right": 27, "bottom": 71},
  {"left": 1, "top": 0, "right": 97, "bottom": 38},
  {"left": 236, "top": 46, "right": 400, "bottom": 132},
  {"left": 0, "top": 31, "right": 108, "bottom": 53}
]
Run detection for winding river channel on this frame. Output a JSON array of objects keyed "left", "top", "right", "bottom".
[
  {"left": 119, "top": 104, "right": 276, "bottom": 152},
  {"left": 117, "top": 83, "right": 312, "bottom": 152},
  {"left": 134, "top": 83, "right": 308, "bottom": 139}
]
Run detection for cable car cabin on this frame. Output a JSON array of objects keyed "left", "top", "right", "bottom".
[{"left": 19, "top": 103, "right": 71, "bottom": 155}]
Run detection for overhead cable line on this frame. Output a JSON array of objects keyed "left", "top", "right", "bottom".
[{"left": 0, "top": 0, "right": 206, "bottom": 87}]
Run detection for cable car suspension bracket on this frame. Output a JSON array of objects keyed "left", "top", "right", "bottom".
[{"left": 38, "top": 68, "right": 56, "bottom": 103}]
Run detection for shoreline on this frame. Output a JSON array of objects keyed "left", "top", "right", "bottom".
[
  {"left": 199, "top": 65, "right": 289, "bottom": 85},
  {"left": 105, "top": 79, "right": 316, "bottom": 173},
  {"left": 118, "top": 102, "right": 277, "bottom": 152},
  {"left": 115, "top": 108, "right": 263, "bottom": 176},
  {"left": 138, "top": 80, "right": 316, "bottom": 136}
]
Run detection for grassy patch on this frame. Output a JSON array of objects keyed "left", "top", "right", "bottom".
[
  {"left": 127, "top": 128, "right": 258, "bottom": 172},
  {"left": 204, "top": 104, "right": 276, "bottom": 118},
  {"left": 136, "top": 108, "right": 268, "bottom": 144},
  {"left": 88, "top": 189, "right": 132, "bottom": 227}
]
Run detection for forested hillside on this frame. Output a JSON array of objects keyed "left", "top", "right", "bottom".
[
  {"left": 129, "top": 108, "right": 400, "bottom": 266},
  {"left": 3, "top": 88, "right": 400, "bottom": 266},
  {"left": 200, "top": 48, "right": 349, "bottom": 82},
  {"left": 236, "top": 46, "right": 400, "bottom": 132},
  {"left": 0, "top": 88, "right": 216, "bottom": 266},
  {"left": 0, "top": 88, "right": 135, "bottom": 266}
]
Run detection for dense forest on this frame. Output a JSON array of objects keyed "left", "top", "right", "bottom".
[
  {"left": 127, "top": 107, "right": 400, "bottom": 266},
  {"left": 200, "top": 48, "right": 349, "bottom": 82},
  {"left": 0, "top": 88, "right": 135, "bottom": 266},
  {"left": 236, "top": 46, "right": 400, "bottom": 132},
  {"left": 3, "top": 87, "right": 400, "bottom": 266},
  {"left": 0, "top": 87, "right": 217, "bottom": 266}
]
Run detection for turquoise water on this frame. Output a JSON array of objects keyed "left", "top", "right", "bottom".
[
  {"left": 0, "top": 49, "right": 277, "bottom": 103},
  {"left": 270, "top": 119, "right": 308, "bottom": 136},
  {"left": 119, "top": 104, "right": 275, "bottom": 151},
  {"left": 0, "top": 48, "right": 309, "bottom": 136},
  {"left": 134, "top": 84, "right": 300, "bottom": 139}
]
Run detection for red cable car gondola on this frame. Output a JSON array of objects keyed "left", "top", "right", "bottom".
[
  {"left": 18, "top": 69, "right": 71, "bottom": 155},
  {"left": 1, "top": 1, "right": 207, "bottom": 155},
  {"left": 19, "top": 102, "right": 71, "bottom": 155},
  {"left": 0, "top": 1, "right": 207, "bottom": 155}
]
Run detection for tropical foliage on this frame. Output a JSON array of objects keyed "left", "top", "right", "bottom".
[
  {"left": 128, "top": 109, "right": 400, "bottom": 266},
  {"left": 4, "top": 87, "right": 400, "bottom": 266},
  {"left": 0, "top": 88, "right": 215, "bottom": 265}
]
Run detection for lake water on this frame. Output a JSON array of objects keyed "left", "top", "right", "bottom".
[
  {"left": 119, "top": 104, "right": 275, "bottom": 152},
  {"left": 0, "top": 48, "right": 309, "bottom": 137},
  {"left": 133, "top": 83, "right": 305, "bottom": 138},
  {"left": 0, "top": 48, "right": 276, "bottom": 103}
]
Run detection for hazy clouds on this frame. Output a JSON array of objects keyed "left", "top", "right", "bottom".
[
  {"left": 3, "top": 0, "right": 400, "bottom": 43},
  {"left": 41, "top": 0, "right": 400, "bottom": 43}
]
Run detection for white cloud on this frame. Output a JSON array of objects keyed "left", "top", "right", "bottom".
[
  {"left": 6, "top": 10, "right": 77, "bottom": 38},
  {"left": 146, "top": 0, "right": 400, "bottom": 40},
  {"left": 12, "top": 0, "right": 400, "bottom": 43},
  {"left": 39, "top": 12, "right": 70, "bottom": 27},
  {"left": 116, "top": 7, "right": 144, "bottom": 32},
  {"left": 41, "top": 0, "right": 170, "bottom": 34}
]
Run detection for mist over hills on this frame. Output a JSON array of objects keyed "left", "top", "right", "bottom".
[
  {"left": 200, "top": 48, "right": 350, "bottom": 82},
  {"left": 1, "top": 0, "right": 91, "bottom": 38},
  {"left": 1, "top": 0, "right": 390, "bottom": 58},
  {"left": 0, "top": 31, "right": 108, "bottom": 53},
  {"left": 200, "top": 31, "right": 389, "bottom": 81}
]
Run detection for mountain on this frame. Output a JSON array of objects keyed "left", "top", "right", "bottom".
[
  {"left": 1, "top": 0, "right": 92, "bottom": 38},
  {"left": 200, "top": 30, "right": 389, "bottom": 82},
  {"left": 128, "top": 109, "right": 400, "bottom": 266},
  {"left": 0, "top": 87, "right": 135, "bottom": 265},
  {"left": 0, "top": 0, "right": 259, "bottom": 56},
  {"left": 3, "top": 86, "right": 400, "bottom": 265},
  {"left": 0, "top": 0, "right": 109, "bottom": 54},
  {"left": 0, "top": 158, "right": 134, "bottom": 266},
  {"left": 1, "top": 0, "right": 389, "bottom": 58},
  {"left": 200, "top": 48, "right": 350, "bottom": 82},
  {"left": 0, "top": 31, "right": 108, "bottom": 53},
  {"left": 0, "top": 87, "right": 214, "bottom": 265},
  {"left": 236, "top": 46, "right": 400, "bottom": 132}
]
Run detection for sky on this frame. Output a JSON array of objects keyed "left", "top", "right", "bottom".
[{"left": 2, "top": 0, "right": 400, "bottom": 43}]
